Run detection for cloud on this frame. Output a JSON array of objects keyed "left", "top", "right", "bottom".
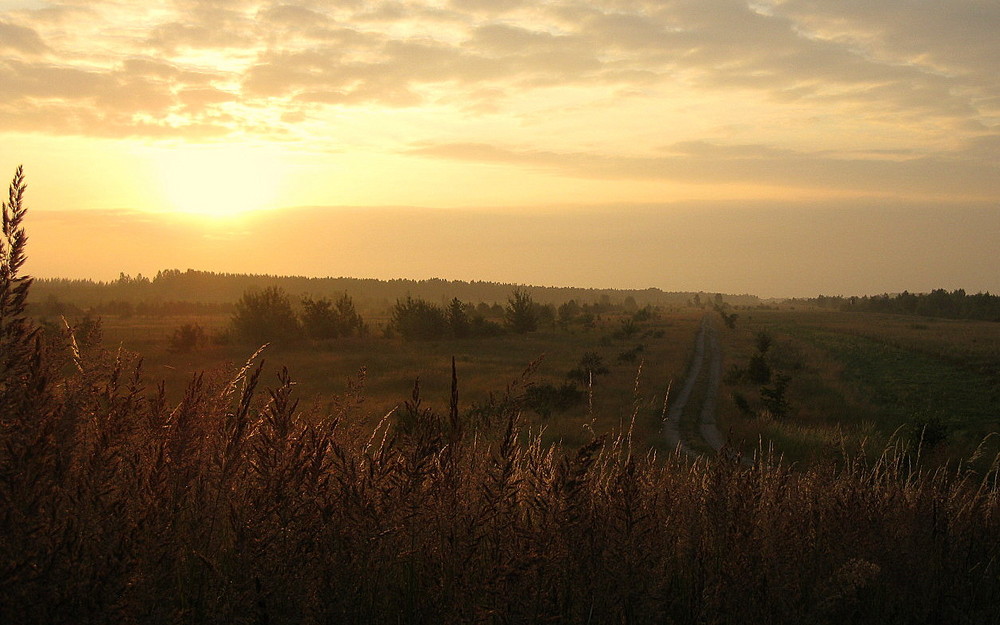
[
  {"left": 257, "top": 4, "right": 331, "bottom": 29},
  {"left": 0, "top": 19, "right": 47, "bottom": 53},
  {"left": 0, "top": 54, "right": 236, "bottom": 135},
  {"left": 449, "top": 0, "right": 526, "bottom": 15},
  {"left": 408, "top": 139, "right": 1000, "bottom": 198},
  {"left": 0, "top": 0, "right": 997, "bottom": 199}
]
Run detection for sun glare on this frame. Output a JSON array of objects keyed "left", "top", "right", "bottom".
[{"left": 153, "top": 144, "right": 285, "bottom": 219}]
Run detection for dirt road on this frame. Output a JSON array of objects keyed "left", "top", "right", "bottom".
[{"left": 662, "top": 314, "right": 726, "bottom": 455}]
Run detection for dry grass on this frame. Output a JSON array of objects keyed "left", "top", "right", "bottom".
[
  {"left": 82, "top": 310, "right": 703, "bottom": 451},
  {"left": 3, "top": 329, "right": 1000, "bottom": 624}
]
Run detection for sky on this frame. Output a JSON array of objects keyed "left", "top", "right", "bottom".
[{"left": 1, "top": 0, "right": 998, "bottom": 298}]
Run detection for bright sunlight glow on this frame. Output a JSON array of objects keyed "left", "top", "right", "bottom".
[{"left": 152, "top": 144, "right": 285, "bottom": 218}]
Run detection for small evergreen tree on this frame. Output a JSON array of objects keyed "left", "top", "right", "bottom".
[
  {"left": 333, "top": 293, "right": 364, "bottom": 336},
  {"left": 301, "top": 296, "right": 339, "bottom": 340},
  {"left": 557, "top": 299, "right": 580, "bottom": 327},
  {"left": 448, "top": 298, "right": 471, "bottom": 338},
  {"left": 567, "top": 352, "right": 610, "bottom": 386},
  {"left": 232, "top": 286, "right": 300, "bottom": 345},
  {"left": 504, "top": 287, "right": 537, "bottom": 334}
]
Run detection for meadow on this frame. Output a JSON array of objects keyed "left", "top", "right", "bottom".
[
  {"left": 717, "top": 307, "right": 1000, "bottom": 467},
  {"left": 91, "top": 307, "right": 703, "bottom": 451},
  {"left": 88, "top": 300, "right": 1000, "bottom": 469}
]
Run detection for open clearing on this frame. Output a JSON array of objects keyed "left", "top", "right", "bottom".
[{"left": 51, "top": 304, "right": 1000, "bottom": 464}]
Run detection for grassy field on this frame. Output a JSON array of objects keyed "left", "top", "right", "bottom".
[
  {"left": 717, "top": 307, "right": 1000, "bottom": 466},
  {"left": 71, "top": 305, "right": 1000, "bottom": 465},
  {"left": 84, "top": 309, "right": 705, "bottom": 451}
]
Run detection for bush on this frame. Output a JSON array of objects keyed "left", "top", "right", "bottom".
[
  {"left": 567, "top": 352, "right": 610, "bottom": 386},
  {"left": 909, "top": 414, "right": 951, "bottom": 449},
  {"left": 391, "top": 296, "right": 449, "bottom": 340},
  {"left": 747, "top": 353, "right": 772, "bottom": 384},
  {"left": 301, "top": 294, "right": 364, "bottom": 340},
  {"left": 617, "top": 344, "right": 645, "bottom": 363},
  {"left": 523, "top": 382, "right": 584, "bottom": 418},
  {"left": 167, "top": 323, "right": 205, "bottom": 353},
  {"left": 231, "top": 286, "right": 301, "bottom": 345},
  {"left": 760, "top": 373, "right": 791, "bottom": 420},
  {"left": 469, "top": 315, "right": 505, "bottom": 337}
]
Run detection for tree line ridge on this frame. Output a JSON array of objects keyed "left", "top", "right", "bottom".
[{"left": 29, "top": 268, "right": 763, "bottom": 315}]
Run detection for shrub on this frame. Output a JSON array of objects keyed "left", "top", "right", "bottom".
[
  {"left": 391, "top": 296, "right": 449, "bottom": 340},
  {"left": 567, "top": 352, "right": 610, "bottom": 386},
  {"left": 747, "top": 353, "right": 772, "bottom": 384},
  {"left": 301, "top": 294, "right": 364, "bottom": 340},
  {"left": 167, "top": 323, "right": 205, "bottom": 353},
  {"left": 909, "top": 414, "right": 951, "bottom": 449},
  {"left": 613, "top": 319, "right": 639, "bottom": 340},
  {"left": 617, "top": 344, "right": 645, "bottom": 363},
  {"left": 755, "top": 330, "right": 774, "bottom": 354},
  {"left": 523, "top": 381, "right": 584, "bottom": 418},
  {"left": 231, "top": 286, "right": 301, "bottom": 345},
  {"left": 760, "top": 373, "right": 791, "bottom": 420}
]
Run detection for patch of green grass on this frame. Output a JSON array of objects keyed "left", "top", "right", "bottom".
[
  {"left": 801, "top": 329, "right": 996, "bottom": 432},
  {"left": 718, "top": 310, "right": 1000, "bottom": 465}
]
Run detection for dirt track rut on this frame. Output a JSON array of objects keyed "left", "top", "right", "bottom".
[{"left": 662, "top": 314, "right": 725, "bottom": 455}]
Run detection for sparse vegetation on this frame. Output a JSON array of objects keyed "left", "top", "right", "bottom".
[{"left": 719, "top": 308, "right": 1000, "bottom": 465}]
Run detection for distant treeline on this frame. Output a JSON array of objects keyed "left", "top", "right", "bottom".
[
  {"left": 29, "top": 269, "right": 761, "bottom": 316},
  {"left": 804, "top": 289, "right": 1000, "bottom": 321}
]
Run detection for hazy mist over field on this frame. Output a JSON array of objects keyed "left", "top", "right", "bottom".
[
  {"left": 2, "top": 0, "right": 998, "bottom": 296},
  {"left": 27, "top": 201, "right": 1000, "bottom": 298}
]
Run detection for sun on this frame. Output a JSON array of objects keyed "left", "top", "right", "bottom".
[{"left": 152, "top": 143, "right": 286, "bottom": 218}]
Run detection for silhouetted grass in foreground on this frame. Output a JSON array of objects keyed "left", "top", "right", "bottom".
[
  {"left": 3, "top": 169, "right": 1000, "bottom": 624},
  {"left": 4, "top": 342, "right": 1000, "bottom": 624}
]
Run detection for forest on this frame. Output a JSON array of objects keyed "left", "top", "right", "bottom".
[
  {"left": 30, "top": 269, "right": 763, "bottom": 318},
  {"left": 804, "top": 289, "right": 1000, "bottom": 321}
]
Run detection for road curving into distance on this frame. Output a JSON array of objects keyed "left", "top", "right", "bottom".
[{"left": 662, "top": 314, "right": 726, "bottom": 456}]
